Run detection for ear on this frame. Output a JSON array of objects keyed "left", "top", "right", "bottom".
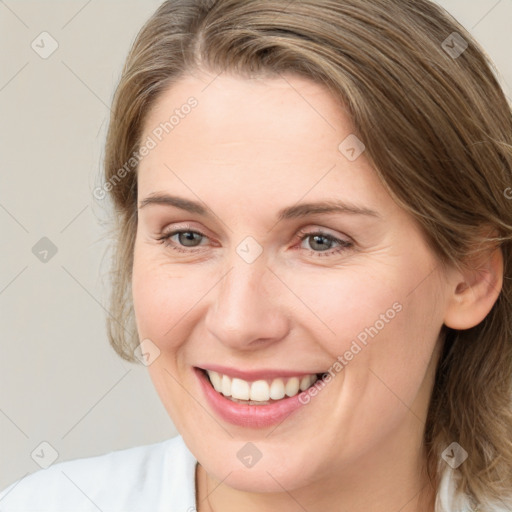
[{"left": 443, "top": 244, "right": 504, "bottom": 330}]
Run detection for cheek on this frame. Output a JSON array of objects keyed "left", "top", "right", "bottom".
[
  {"left": 131, "top": 247, "right": 215, "bottom": 348},
  {"left": 132, "top": 235, "right": 443, "bottom": 373},
  {"left": 280, "top": 262, "right": 404, "bottom": 354},
  {"left": 340, "top": 271, "right": 444, "bottom": 426},
  {"left": 288, "top": 255, "right": 442, "bottom": 399},
  {"left": 131, "top": 249, "right": 210, "bottom": 426}
]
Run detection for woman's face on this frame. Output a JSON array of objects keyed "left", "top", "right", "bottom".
[{"left": 132, "top": 71, "right": 451, "bottom": 493}]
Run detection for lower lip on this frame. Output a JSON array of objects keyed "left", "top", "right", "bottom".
[{"left": 194, "top": 368, "right": 308, "bottom": 428}]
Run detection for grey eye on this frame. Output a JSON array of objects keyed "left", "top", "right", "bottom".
[{"left": 176, "top": 231, "right": 204, "bottom": 247}]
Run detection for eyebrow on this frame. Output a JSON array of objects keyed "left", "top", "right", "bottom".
[{"left": 138, "top": 193, "right": 380, "bottom": 221}]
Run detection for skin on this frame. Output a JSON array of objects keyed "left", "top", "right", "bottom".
[{"left": 131, "top": 70, "right": 503, "bottom": 512}]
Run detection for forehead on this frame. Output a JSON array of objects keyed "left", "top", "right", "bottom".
[
  {"left": 137, "top": 71, "right": 392, "bottom": 217},
  {"left": 142, "top": 71, "right": 344, "bottom": 148}
]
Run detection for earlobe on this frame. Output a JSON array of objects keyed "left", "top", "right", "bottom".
[{"left": 443, "top": 245, "right": 504, "bottom": 330}]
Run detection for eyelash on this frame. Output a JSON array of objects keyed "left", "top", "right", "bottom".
[{"left": 156, "top": 224, "right": 353, "bottom": 257}]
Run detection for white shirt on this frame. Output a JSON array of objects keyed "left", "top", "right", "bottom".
[
  {"left": 0, "top": 435, "right": 507, "bottom": 511},
  {"left": 0, "top": 436, "right": 197, "bottom": 512}
]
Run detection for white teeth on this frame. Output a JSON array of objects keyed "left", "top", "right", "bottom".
[
  {"left": 250, "top": 380, "right": 269, "bottom": 401},
  {"left": 221, "top": 374, "right": 231, "bottom": 397},
  {"left": 285, "top": 377, "right": 300, "bottom": 397},
  {"left": 269, "top": 379, "right": 286, "bottom": 400},
  {"left": 300, "top": 375, "right": 315, "bottom": 391},
  {"left": 231, "top": 378, "right": 250, "bottom": 400},
  {"left": 209, "top": 371, "right": 222, "bottom": 392},
  {"left": 205, "top": 370, "right": 319, "bottom": 403}
]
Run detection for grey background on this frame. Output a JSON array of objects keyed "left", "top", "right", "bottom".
[{"left": 1, "top": 0, "right": 511, "bottom": 491}]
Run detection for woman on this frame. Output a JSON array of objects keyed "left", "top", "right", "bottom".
[{"left": 1, "top": 0, "right": 511, "bottom": 510}]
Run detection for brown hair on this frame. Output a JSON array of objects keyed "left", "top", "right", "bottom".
[{"left": 102, "top": 0, "right": 512, "bottom": 508}]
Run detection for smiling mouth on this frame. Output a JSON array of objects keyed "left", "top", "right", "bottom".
[{"left": 200, "top": 368, "right": 325, "bottom": 405}]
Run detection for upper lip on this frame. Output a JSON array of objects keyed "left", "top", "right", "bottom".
[{"left": 197, "top": 365, "right": 323, "bottom": 382}]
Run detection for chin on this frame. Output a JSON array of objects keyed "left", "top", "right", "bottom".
[{"left": 222, "top": 465, "right": 309, "bottom": 494}]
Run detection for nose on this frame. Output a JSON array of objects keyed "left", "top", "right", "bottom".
[{"left": 204, "top": 253, "right": 290, "bottom": 351}]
